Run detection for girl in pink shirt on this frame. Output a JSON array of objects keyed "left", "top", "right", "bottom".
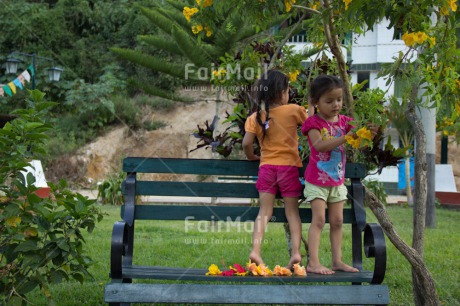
[
  {"left": 243, "top": 70, "right": 308, "bottom": 269},
  {"left": 301, "top": 75, "right": 359, "bottom": 275}
]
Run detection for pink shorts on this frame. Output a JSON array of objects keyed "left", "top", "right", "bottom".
[{"left": 255, "top": 165, "right": 302, "bottom": 197}]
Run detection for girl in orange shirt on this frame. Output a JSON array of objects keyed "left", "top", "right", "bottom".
[{"left": 243, "top": 69, "right": 308, "bottom": 268}]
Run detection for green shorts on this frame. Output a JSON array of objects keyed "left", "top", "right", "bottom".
[{"left": 303, "top": 181, "right": 348, "bottom": 204}]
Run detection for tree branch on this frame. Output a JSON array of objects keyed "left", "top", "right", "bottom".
[
  {"left": 365, "top": 188, "right": 441, "bottom": 306},
  {"left": 321, "top": 0, "right": 353, "bottom": 115},
  {"left": 268, "top": 10, "right": 308, "bottom": 69}
]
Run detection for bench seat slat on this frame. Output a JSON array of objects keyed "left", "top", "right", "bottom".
[
  {"left": 121, "top": 205, "right": 356, "bottom": 223},
  {"left": 105, "top": 283, "right": 390, "bottom": 304},
  {"left": 121, "top": 265, "right": 374, "bottom": 283}
]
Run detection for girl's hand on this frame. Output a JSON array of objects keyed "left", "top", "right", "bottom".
[
  {"left": 247, "top": 155, "right": 260, "bottom": 161},
  {"left": 367, "top": 123, "right": 379, "bottom": 138},
  {"left": 346, "top": 130, "right": 355, "bottom": 137}
]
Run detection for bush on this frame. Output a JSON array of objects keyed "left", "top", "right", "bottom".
[
  {"left": 0, "top": 90, "right": 103, "bottom": 304},
  {"left": 97, "top": 172, "right": 125, "bottom": 206}
]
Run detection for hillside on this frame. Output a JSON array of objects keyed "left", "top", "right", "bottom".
[{"left": 45, "top": 90, "right": 239, "bottom": 187}]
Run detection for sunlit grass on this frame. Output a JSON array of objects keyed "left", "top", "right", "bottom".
[{"left": 27, "top": 205, "right": 460, "bottom": 305}]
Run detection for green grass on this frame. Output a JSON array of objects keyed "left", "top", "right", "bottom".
[{"left": 27, "top": 205, "right": 460, "bottom": 305}]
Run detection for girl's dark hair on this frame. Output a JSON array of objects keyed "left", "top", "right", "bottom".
[
  {"left": 253, "top": 69, "right": 289, "bottom": 140},
  {"left": 309, "top": 75, "right": 343, "bottom": 106}
]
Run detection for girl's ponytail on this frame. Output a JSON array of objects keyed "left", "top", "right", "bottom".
[{"left": 252, "top": 70, "right": 289, "bottom": 141}]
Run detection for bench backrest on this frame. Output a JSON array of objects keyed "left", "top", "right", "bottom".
[{"left": 120, "top": 158, "right": 367, "bottom": 227}]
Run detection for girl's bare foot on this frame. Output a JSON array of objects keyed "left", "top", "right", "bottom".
[
  {"left": 249, "top": 251, "right": 264, "bottom": 266},
  {"left": 286, "top": 253, "right": 301, "bottom": 270},
  {"left": 332, "top": 262, "right": 359, "bottom": 273},
  {"left": 307, "top": 264, "right": 335, "bottom": 275}
]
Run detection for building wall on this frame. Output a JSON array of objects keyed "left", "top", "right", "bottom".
[{"left": 352, "top": 19, "right": 407, "bottom": 64}]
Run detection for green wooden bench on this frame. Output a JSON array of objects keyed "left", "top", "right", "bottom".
[{"left": 105, "top": 157, "right": 389, "bottom": 305}]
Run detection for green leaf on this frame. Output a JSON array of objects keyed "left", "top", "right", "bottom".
[
  {"left": 14, "top": 240, "right": 39, "bottom": 253},
  {"left": 72, "top": 272, "right": 84, "bottom": 284},
  {"left": 17, "top": 280, "right": 39, "bottom": 295},
  {"left": 35, "top": 101, "right": 58, "bottom": 112},
  {"left": 49, "top": 269, "right": 68, "bottom": 284}
]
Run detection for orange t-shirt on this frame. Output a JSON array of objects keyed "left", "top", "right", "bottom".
[{"left": 244, "top": 104, "right": 308, "bottom": 167}]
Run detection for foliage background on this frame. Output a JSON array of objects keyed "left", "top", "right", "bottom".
[{"left": 0, "top": 0, "right": 183, "bottom": 158}]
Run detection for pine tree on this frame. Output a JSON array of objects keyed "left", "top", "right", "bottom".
[{"left": 111, "top": 0, "right": 286, "bottom": 101}]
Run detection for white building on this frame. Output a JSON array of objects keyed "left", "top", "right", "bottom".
[
  {"left": 287, "top": 19, "right": 407, "bottom": 98},
  {"left": 349, "top": 19, "right": 407, "bottom": 98},
  {"left": 287, "top": 20, "right": 456, "bottom": 194}
]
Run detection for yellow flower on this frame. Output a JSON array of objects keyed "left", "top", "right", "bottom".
[
  {"left": 402, "top": 32, "right": 416, "bottom": 47},
  {"left": 6, "top": 216, "right": 21, "bottom": 228},
  {"left": 440, "top": 6, "right": 449, "bottom": 16},
  {"left": 427, "top": 36, "right": 436, "bottom": 48},
  {"left": 414, "top": 31, "right": 428, "bottom": 44},
  {"left": 455, "top": 102, "right": 460, "bottom": 114},
  {"left": 192, "top": 25, "right": 203, "bottom": 34},
  {"left": 287, "top": 70, "right": 300, "bottom": 82},
  {"left": 293, "top": 263, "right": 307, "bottom": 276},
  {"left": 345, "top": 135, "right": 361, "bottom": 149},
  {"left": 356, "top": 127, "right": 373, "bottom": 141},
  {"left": 183, "top": 7, "right": 199, "bottom": 22},
  {"left": 206, "top": 264, "right": 222, "bottom": 275},
  {"left": 343, "top": 0, "right": 352, "bottom": 10},
  {"left": 257, "top": 264, "right": 272, "bottom": 276},
  {"left": 196, "top": 0, "right": 213, "bottom": 7},
  {"left": 246, "top": 261, "right": 272, "bottom": 276},
  {"left": 310, "top": 1, "right": 320, "bottom": 10},
  {"left": 449, "top": 0, "right": 457, "bottom": 12},
  {"left": 285, "top": 0, "right": 296, "bottom": 12},
  {"left": 204, "top": 26, "right": 213, "bottom": 37},
  {"left": 273, "top": 265, "right": 292, "bottom": 276},
  {"left": 212, "top": 69, "right": 226, "bottom": 78}
]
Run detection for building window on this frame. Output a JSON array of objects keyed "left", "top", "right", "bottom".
[{"left": 357, "top": 71, "right": 370, "bottom": 90}]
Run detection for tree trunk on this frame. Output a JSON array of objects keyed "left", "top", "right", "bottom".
[
  {"left": 321, "top": 0, "right": 353, "bottom": 115},
  {"left": 365, "top": 188, "right": 441, "bottom": 306},
  {"left": 405, "top": 154, "right": 414, "bottom": 206},
  {"left": 406, "top": 84, "right": 429, "bottom": 305}
]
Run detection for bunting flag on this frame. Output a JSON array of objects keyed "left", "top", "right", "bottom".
[
  {"left": 22, "top": 70, "right": 31, "bottom": 82},
  {"left": 13, "top": 78, "right": 23, "bottom": 90},
  {"left": 28, "top": 65, "right": 35, "bottom": 77},
  {"left": 17, "top": 74, "right": 25, "bottom": 86},
  {"left": 8, "top": 82, "right": 16, "bottom": 94},
  {"left": 3, "top": 85, "right": 12, "bottom": 97},
  {"left": 0, "top": 68, "right": 33, "bottom": 98}
]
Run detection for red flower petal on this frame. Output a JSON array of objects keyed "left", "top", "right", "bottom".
[{"left": 221, "top": 269, "right": 235, "bottom": 276}]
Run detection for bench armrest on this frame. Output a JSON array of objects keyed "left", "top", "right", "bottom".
[
  {"left": 364, "top": 223, "right": 387, "bottom": 284},
  {"left": 110, "top": 220, "right": 132, "bottom": 281}
]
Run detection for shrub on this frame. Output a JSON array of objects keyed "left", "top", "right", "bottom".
[
  {"left": 0, "top": 90, "right": 103, "bottom": 304},
  {"left": 97, "top": 172, "right": 125, "bottom": 206}
]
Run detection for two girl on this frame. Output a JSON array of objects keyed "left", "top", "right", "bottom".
[{"left": 244, "top": 71, "right": 360, "bottom": 274}]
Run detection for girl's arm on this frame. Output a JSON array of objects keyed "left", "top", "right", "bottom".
[
  {"left": 308, "top": 129, "right": 351, "bottom": 152},
  {"left": 308, "top": 104, "right": 315, "bottom": 117},
  {"left": 242, "top": 132, "right": 260, "bottom": 161}
]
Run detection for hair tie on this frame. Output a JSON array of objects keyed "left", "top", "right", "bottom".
[{"left": 260, "top": 101, "right": 266, "bottom": 112}]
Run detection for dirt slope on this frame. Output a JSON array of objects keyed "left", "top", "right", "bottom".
[{"left": 45, "top": 91, "right": 237, "bottom": 186}]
